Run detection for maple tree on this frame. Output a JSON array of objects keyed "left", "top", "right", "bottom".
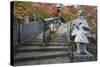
[
  {"left": 13, "top": 1, "right": 33, "bottom": 18},
  {"left": 59, "top": 6, "right": 78, "bottom": 22},
  {"left": 13, "top": 1, "right": 97, "bottom": 28},
  {"left": 32, "top": 3, "right": 58, "bottom": 19},
  {"left": 82, "top": 5, "right": 97, "bottom": 32}
]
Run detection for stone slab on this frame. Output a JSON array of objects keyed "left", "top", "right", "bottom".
[{"left": 73, "top": 52, "right": 94, "bottom": 62}]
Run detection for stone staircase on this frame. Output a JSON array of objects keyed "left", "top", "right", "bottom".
[
  {"left": 14, "top": 43, "right": 71, "bottom": 66},
  {"left": 49, "top": 34, "right": 67, "bottom": 43},
  {"left": 14, "top": 24, "right": 71, "bottom": 66}
]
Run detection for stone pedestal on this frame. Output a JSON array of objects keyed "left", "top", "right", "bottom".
[{"left": 73, "top": 52, "right": 94, "bottom": 62}]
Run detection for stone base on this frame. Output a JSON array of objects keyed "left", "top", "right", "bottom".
[{"left": 73, "top": 52, "right": 94, "bottom": 62}]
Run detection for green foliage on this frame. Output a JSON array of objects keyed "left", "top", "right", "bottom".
[
  {"left": 14, "top": 1, "right": 32, "bottom": 17},
  {"left": 85, "top": 15, "right": 96, "bottom": 33},
  {"left": 62, "top": 14, "right": 75, "bottom": 22},
  {"left": 38, "top": 11, "right": 51, "bottom": 19}
]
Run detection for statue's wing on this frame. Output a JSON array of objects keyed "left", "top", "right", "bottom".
[{"left": 82, "top": 19, "right": 91, "bottom": 30}]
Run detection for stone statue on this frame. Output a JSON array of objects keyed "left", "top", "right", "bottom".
[{"left": 71, "top": 10, "right": 91, "bottom": 54}]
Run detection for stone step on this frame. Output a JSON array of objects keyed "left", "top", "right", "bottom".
[
  {"left": 49, "top": 40, "right": 66, "bottom": 43},
  {"left": 15, "top": 46, "right": 69, "bottom": 53},
  {"left": 16, "top": 43, "right": 68, "bottom": 47},
  {"left": 25, "top": 38, "right": 66, "bottom": 43},
  {"left": 51, "top": 39, "right": 65, "bottom": 40},
  {"left": 14, "top": 51, "right": 70, "bottom": 63},
  {"left": 25, "top": 39, "right": 42, "bottom": 43},
  {"left": 51, "top": 40, "right": 66, "bottom": 42},
  {"left": 14, "top": 56, "right": 70, "bottom": 66}
]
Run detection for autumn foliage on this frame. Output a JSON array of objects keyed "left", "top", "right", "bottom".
[
  {"left": 13, "top": 1, "right": 97, "bottom": 24},
  {"left": 13, "top": 1, "right": 33, "bottom": 18}
]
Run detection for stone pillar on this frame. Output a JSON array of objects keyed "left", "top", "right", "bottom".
[{"left": 24, "top": 16, "right": 29, "bottom": 24}]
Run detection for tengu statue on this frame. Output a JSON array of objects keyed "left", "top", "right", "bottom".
[{"left": 71, "top": 10, "right": 91, "bottom": 54}]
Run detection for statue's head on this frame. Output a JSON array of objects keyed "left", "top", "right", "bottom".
[
  {"left": 77, "top": 10, "right": 82, "bottom": 16},
  {"left": 77, "top": 10, "right": 84, "bottom": 19}
]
